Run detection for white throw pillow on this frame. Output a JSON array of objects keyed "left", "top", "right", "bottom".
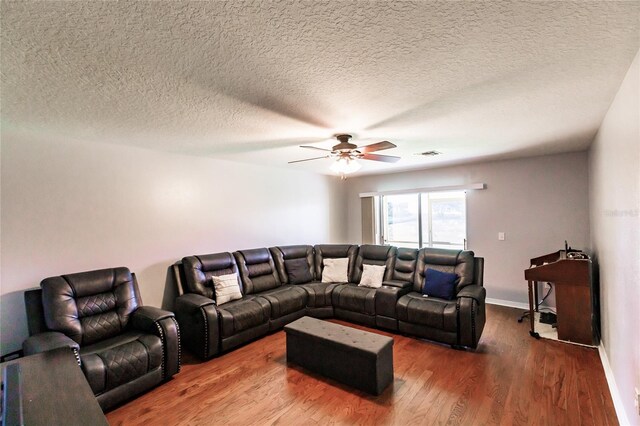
[
  {"left": 321, "top": 258, "right": 349, "bottom": 283},
  {"left": 358, "top": 264, "right": 386, "bottom": 288},
  {"left": 212, "top": 273, "right": 243, "bottom": 305}
]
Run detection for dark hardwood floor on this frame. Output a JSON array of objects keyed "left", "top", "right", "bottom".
[{"left": 107, "top": 305, "right": 617, "bottom": 425}]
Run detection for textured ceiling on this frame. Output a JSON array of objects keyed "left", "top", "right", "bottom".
[{"left": 2, "top": 1, "right": 638, "bottom": 176}]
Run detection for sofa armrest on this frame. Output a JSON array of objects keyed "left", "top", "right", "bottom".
[
  {"left": 456, "top": 285, "right": 486, "bottom": 303},
  {"left": 174, "top": 294, "right": 220, "bottom": 359},
  {"left": 22, "top": 332, "right": 80, "bottom": 359},
  {"left": 131, "top": 306, "right": 174, "bottom": 333},
  {"left": 131, "top": 306, "right": 181, "bottom": 378},
  {"left": 376, "top": 284, "right": 413, "bottom": 319},
  {"left": 175, "top": 293, "right": 216, "bottom": 311},
  {"left": 381, "top": 280, "right": 412, "bottom": 289},
  {"left": 456, "top": 285, "right": 486, "bottom": 348}
]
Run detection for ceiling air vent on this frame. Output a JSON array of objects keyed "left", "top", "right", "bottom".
[{"left": 416, "top": 150, "right": 441, "bottom": 156}]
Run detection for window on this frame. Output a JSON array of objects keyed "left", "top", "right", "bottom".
[
  {"left": 382, "top": 193, "right": 419, "bottom": 248},
  {"left": 381, "top": 191, "right": 466, "bottom": 249}
]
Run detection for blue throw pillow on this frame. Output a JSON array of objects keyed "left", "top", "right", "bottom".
[{"left": 422, "top": 268, "right": 459, "bottom": 300}]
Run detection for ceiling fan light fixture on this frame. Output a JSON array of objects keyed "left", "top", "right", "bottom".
[
  {"left": 291, "top": 134, "right": 399, "bottom": 172},
  {"left": 330, "top": 157, "right": 361, "bottom": 174}
]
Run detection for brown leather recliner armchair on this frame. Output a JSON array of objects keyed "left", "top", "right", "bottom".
[{"left": 22, "top": 267, "right": 181, "bottom": 411}]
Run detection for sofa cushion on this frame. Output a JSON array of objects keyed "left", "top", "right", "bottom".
[
  {"left": 422, "top": 268, "right": 458, "bottom": 300},
  {"left": 314, "top": 244, "right": 358, "bottom": 281},
  {"left": 390, "top": 247, "right": 418, "bottom": 283},
  {"left": 182, "top": 252, "right": 239, "bottom": 299},
  {"left": 41, "top": 267, "right": 140, "bottom": 345},
  {"left": 397, "top": 293, "right": 457, "bottom": 332},
  {"left": 332, "top": 283, "right": 376, "bottom": 315},
  {"left": 258, "top": 285, "right": 308, "bottom": 318},
  {"left": 234, "top": 248, "right": 281, "bottom": 294},
  {"left": 80, "top": 331, "right": 162, "bottom": 394},
  {"left": 359, "top": 264, "right": 386, "bottom": 289},
  {"left": 284, "top": 258, "right": 314, "bottom": 285},
  {"left": 270, "top": 245, "right": 316, "bottom": 284},
  {"left": 322, "top": 258, "right": 349, "bottom": 283},
  {"left": 297, "top": 282, "right": 337, "bottom": 307},
  {"left": 212, "top": 273, "right": 243, "bottom": 305},
  {"left": 350, "top": 244, "right": 396, "bottom": 283},
  {"left": 217, "top": 296, "right": 271, "bottom": 338}
]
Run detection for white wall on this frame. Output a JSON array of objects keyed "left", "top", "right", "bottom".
[
  {"left": 589, "top": 51, "right": 639, "bottom": 425},
  {"left": 0, "top": 134, "right": 347, "bottom": 354},
  {"left": 344, "top": 152, "right": 591, "bottom": 306}
]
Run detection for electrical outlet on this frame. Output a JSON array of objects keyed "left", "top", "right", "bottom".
[
  {"left": 498, "top": 232, "right": 505, "bottom": 241},
  {"left": 635, "top": 388, "right": 640, "bottom": 416}
]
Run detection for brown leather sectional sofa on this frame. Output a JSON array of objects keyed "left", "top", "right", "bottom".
[
  {"left": 18, "top": 244, "right": 485, "bottom": 413},
  {"left": 174, "top": 244, "right": 486, "bottom": 359}
]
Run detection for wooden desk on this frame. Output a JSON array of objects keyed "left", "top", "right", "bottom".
[
  {"left": 1, "top": 347, "right": 107, "bottom": 426},
  {"left": 524, "top": 250, "right": 596, "bottom": 345}
]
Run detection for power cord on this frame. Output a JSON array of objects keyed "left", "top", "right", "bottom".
[
  {"left": 537, "top": 284, "right": 555, "bottom": 314},
  {"left": 518, "top": 283, "right": 555, "bottom": 323}
]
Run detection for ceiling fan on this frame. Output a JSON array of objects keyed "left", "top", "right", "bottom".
[{"left": 288, "top": 134, "right": 400, "bottom": 175}]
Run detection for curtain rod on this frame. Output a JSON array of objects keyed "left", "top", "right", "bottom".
[{"left": 358, "top": 183, "right": 485, "bottom": 198}]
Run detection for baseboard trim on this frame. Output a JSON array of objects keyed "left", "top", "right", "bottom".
[
  {"left": 598, "top": 343, "right": 630, "bottom": 425},
  {"left": 486, "top": 298, "right": 529, "bottom": 310}
]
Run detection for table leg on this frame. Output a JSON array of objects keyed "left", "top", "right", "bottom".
[{"left": 527, "top": 280, "right": 539, "bottom": 338}]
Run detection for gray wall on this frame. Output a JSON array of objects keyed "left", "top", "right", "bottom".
[
  {"left": 345, "top": 152, "right": 591, "bottom": 306},
  {"left": 589, "top": 51, "right": 639, "bottom": 424},
  {"left": 0, "top": 134, "right": 347, "bottom": 354}
]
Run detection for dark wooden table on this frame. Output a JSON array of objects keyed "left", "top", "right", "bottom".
[
  {"left": 1, "top": 347, "right": 107, "bottom": 426},
  {"left": 524, "top": 250, "right": 595, "bottom": 345}
]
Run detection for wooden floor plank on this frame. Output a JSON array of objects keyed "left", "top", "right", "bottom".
[
  {"left": 106, "top": 305, "right": 618, "bottom": 426},
  {"left": 499, "top": 328, "right": 536, "bottom": 426}
]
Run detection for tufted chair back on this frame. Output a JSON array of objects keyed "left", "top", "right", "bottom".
[
  {"left": 40, "top": 267, "right": 140, "bottom": 346},
  {"left": 390, "top": 247, "right": 419, "bottom": 283},
  {"left": 413, "top": 248, "right": 476, "bottom": 293},
  {"left": 350, "top": 245, "right": 397, "bottom": 283},
  {"left": 314, "top": 244, "right": 359, "bottom": 281},
  {"left": 182, "top": 252, "right": 239, "bottom": 299},
  {"left": 270, "top": 245, "right": 316, "bottom": 284},
  {"left": 234, "top": 248, "right": 281, "bottom": 295}
]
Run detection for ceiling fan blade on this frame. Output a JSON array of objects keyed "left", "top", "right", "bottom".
[
  {"left": 300, "top": 145, "right": 332, "bottom": 152},
  {"left": 288, "top": 155, "right": 330, "bottom": 164},
  {"left": 361, "top": 153, "right": 401, "bottom": 163},
  {"left": 357, "top": 141, "right": 396, "bottom": 153}
]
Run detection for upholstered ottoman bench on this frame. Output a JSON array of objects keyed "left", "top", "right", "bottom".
[{"left": 284, "top": 316, "right": 394, "bottom": 395}]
